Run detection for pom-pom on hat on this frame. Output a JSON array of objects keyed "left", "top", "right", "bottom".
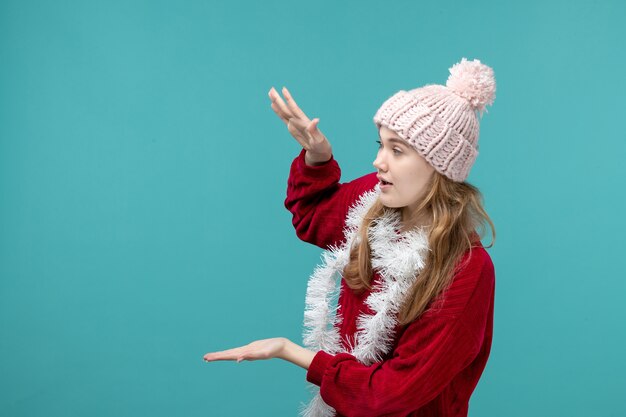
[{"left": 373, "top": 57, "right": 496, "bottom": 182}]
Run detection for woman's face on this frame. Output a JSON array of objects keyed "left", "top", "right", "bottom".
[{"left": 373, "top": 126, "right": 436, "bottom": 219}]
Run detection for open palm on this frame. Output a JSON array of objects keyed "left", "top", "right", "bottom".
[{"left": 203, "top": 337, "right": 288, "bottom": 363}]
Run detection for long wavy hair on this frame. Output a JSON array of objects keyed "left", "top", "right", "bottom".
[{"left": 342, "top": 171, "right": 495, "bottom": 326}]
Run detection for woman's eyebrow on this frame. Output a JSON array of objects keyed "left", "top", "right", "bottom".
[{"left": 381, "top": 137, "right": 408, "bottom": 147}]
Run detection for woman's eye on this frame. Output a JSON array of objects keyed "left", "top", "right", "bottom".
[{"left": 375, "top": 140, "right": 401, "bottom": 155}]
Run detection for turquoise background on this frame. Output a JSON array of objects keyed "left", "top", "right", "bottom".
[{"left": 1, "top": 0, "right": 625, "bottom": 416}]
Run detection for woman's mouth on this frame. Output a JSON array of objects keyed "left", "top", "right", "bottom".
[{"left": 377, "top": 175, "right": 393, "bottom": 189}]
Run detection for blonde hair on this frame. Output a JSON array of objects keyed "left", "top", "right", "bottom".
[{"left": 342, "top": 172, "right": 495, "bottom": 326}]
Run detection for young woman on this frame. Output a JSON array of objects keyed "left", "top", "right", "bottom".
[{"left": 203, "top": 57, "right": 497, "bottom": 417}]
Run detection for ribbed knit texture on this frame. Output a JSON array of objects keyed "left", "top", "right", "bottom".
[
  {"left": 372, "top": 58, "right": 496, "bottom": 182},
  {"left": 285, "top": 149, "right": 495, "bottom": 417}
]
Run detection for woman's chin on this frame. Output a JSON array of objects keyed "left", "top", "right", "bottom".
[{"left": 379, "top": 197, "right": 400, "bottom": 209}]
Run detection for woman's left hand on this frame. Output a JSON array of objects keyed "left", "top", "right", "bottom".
[{"left": 203, "top": 337, "right": 288, "bottom": 363}]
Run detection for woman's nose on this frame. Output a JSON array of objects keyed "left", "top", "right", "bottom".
[{"left": 373, "top": 154, "right": 387, "bottom": 172}]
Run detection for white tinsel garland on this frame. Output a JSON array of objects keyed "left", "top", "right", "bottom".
[{"left": 299, "top": 184, "right": 430, "bottom": 417}]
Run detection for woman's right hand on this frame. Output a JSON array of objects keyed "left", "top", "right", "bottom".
[{"left": 268, "top": 86, "right": 333, "bottom": 165}]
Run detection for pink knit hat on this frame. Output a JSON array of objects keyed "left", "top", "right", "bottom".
[{"left": 373, "top": 58, "right": 496, "bottom": 182}]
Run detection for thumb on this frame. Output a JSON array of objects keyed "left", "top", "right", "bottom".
[{"left": 307, "top": 118, "right": 320, "bottom": 134}]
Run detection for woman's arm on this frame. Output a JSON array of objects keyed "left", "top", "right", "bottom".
[
  {"left": 285, "top": 148, "right": 379, "bottom": 249},
  {"left": 270, "top": 86, "right": 379, "bottom": 250},
  {"left": 281, "top": 339, "right": 316, "bottom": 370},
  {"left": 302, "top": 251, "right": 495, "bottom": 416},
  {"left": 203, "top": 252, "right": 494, "bottom": 415},
  {"left": 304, "top": 318, "right": 482, "bottom": 417}
]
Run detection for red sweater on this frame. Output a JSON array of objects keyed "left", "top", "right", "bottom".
[{"left": 285, "top": 149, "right": 495, "bottom": 417}]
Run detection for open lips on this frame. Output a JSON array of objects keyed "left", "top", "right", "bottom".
[{"left": 377, "top": 175, "right": 393, "bottom": 185}]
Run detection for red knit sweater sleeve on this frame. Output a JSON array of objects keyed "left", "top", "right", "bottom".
[
  {"left": 284, "top": 149, "right": 379, "bottom": 250},
  {"left": 305, "top": 248, "right": 495, "bottom": 417}
]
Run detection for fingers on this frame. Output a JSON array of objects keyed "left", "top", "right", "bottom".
[
  {"left": 204, "top": 344, "right": 258, "bottom": 363},
  {"left": 203, "top": 347, "right": 244, "bottom": 362},
  {"left": 268, "top": 86, "right": 314, "bottom": 129},
  {"left": 281, "top": 87, "right": 309, "bottom": 121},
  {"left": 308, "top": 118, "right": 320, "bottom": 135},
  {"left": 293, "top": 118, "right": 325, "bottom": 144},
  {"left": 204, "top": 338, "right": 287, "bottom": 364},
  {"left": 268, "top": 87, "right": 294, "bottom": 123},
  {"left": 267, "top": 86, "right": 327, "bottom": 153},
  {"left": 289, "top": 117, "right": 317, "bottom": 135},
  {"left": 270, "top": 100, "right": 289, "bottom": 125}
]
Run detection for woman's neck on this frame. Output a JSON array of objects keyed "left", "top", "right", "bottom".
[{"left": 400, "top": 209, "right": 432, "bottom": 234}]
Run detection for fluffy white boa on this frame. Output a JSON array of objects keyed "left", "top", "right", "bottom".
[{"left": 299, "top": 184, "right": 430, "bottom": 417}]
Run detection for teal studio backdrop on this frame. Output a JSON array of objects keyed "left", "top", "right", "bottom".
[{"left": 1, "top": 0, "right": 625, "bottom": 416}]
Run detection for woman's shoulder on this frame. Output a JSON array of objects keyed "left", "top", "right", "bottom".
[
  {"left": 470, "top": 238, "right": 494, "bottom": 273},
  {"left": 424, "top": 241, "right": 495, "bottom": 320},
  {"left": 455, "top": 240, "right": 495, "bottom": 288}
]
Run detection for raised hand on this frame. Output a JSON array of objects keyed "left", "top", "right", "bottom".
[{"left": 268, "top": 86, "right": 333, "bottom": 165}]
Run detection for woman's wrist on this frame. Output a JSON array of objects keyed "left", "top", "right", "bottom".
[
  {"left": 305, "top": 150, "right": 332, "bottom": 166},
  {"left": 280, "top": 339, "right": 317, "bottom": 370}
]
